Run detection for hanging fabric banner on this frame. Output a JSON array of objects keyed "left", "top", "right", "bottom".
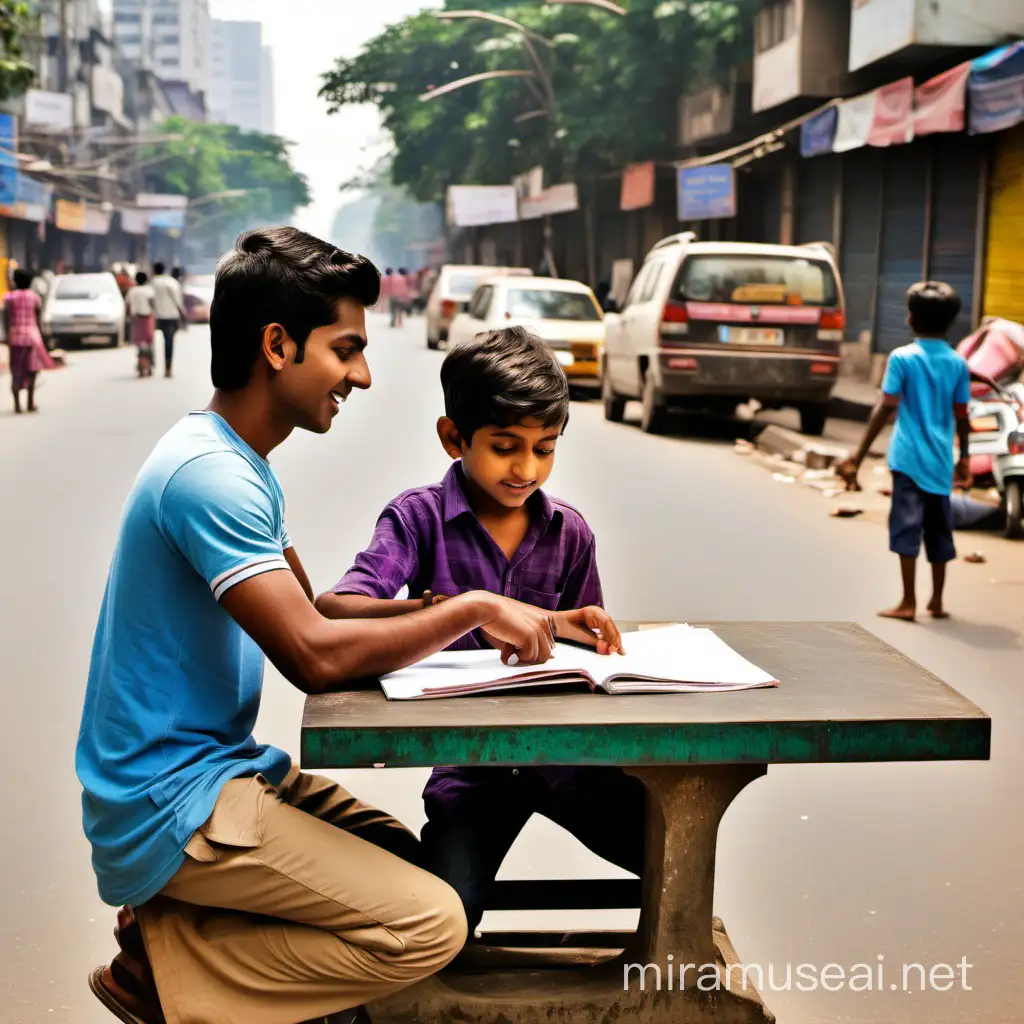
[
  {"left": 968, "top": 41, "right": 1024, "bottom": 135},
  {"left": 832, "top": 92, "right": 877, "bottom": 152},
  {"left": 915, "top": 62, "right": 970, "bottom": 136},
  {"left": 867, "top": 77, "right": 914, "bottom": 146},
  {"left": 620, "top": 161, "right": 655, "bottom": 211},
  {"left": 800, "top": 106, "right": 838, "bottom": 158}
]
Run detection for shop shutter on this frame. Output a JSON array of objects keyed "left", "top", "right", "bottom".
[
  {"left": 795, "top": 155, "right": 836, "bottom": 245},
  {"left": 927, "top": 136, "right": 984, "bottom": 344},
  {"left": 761, "top": 165, "right": 782, "bottom": 244},
  {"left": 983, "top": 125, "right": 1024, "bottom": 325},
  {"left": 839, "top": 148, "right": 883, "bottom": 343},
  {"left": 874, "top": 145, "right": 929, "bottom": 354}
]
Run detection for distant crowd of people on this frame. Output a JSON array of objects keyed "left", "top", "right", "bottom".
[
  {"left": 378, "top": 266, "right": 437, "bottom": 327},
  {"left": 118, "top": 263, "right": 187, "bottom": 379}
]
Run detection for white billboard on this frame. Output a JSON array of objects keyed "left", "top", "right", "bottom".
[
  {"left": 446, "top": 185, "right": 518, "bottom": 228},
  {"left": 25, "top": 90, "right": 73, "bottom": 131},
  {"left": 519, "top": 183, "right": 579, "bottom": 220}
]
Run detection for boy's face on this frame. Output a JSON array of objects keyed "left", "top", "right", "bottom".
[
  {"left": 266, "top": 297, "right": 371, "bottom": 434},
  {"left": 438, "top": 416, "right": 563, "bottom": 510}
]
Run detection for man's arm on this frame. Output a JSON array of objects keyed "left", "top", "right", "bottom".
[
  {"left": 283, "top": 546, "right": 314, "bottom": 602},
  {"left": 955, "top": 402, "right": 972, "bottom": 487},
  {"left": 221, "top": 571, "right": 555, "bottom": 693}
]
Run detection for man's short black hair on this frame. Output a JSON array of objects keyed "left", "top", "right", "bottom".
[
  {"left": 907, "top": 281, "right": 962, "bottom": 338},
  {"left": 135, "top": 271, "right": 148, "bottom": 286},
  {"left": 210, "top": 226, "right": 380, "bottom": 390},
  {"left": 441, "top": 326, "right": 570, "bottom": 443},
  {"left": 153, "top": 261, "right": 166, "bottom": 276}
]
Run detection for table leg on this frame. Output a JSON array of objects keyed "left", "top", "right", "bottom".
[{"left": 367, "top": 763, "right": 772, "bottom": 1024}]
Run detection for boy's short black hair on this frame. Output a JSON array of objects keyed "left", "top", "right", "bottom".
[
  {"left": 210, "top": 226, "right": 379, "bottom": 390},
  {"left": 441, "top": 326, "right": 570, "bottom": 443},
  {"left": 153, "top": 262, "right": 166, "bottom": 276},
  {"left": 135, "top": 271, "right": 148, "bottom": 285},
  {"left": 12, "top": 267, "right": 32, "bottom": 289},
  {"left": 906, "top": 281, "right": 962, "bottom": 337}
]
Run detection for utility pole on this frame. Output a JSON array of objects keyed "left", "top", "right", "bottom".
[{"left": 58, "top": 0, "right": 69, "bottom": 93}]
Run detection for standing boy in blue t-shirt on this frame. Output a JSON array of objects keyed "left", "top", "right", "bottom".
[{"left": 838, "top": 281, "right": 971, "bottom": 621}]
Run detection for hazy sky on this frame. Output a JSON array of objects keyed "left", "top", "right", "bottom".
[
  {"left": 99, "top": 0, "right": 437, "bottom": 236},
  {"left": 209, "top": 0, "right": 438, "bottom": 237}
]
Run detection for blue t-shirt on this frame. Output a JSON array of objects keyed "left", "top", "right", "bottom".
[
  {"left": 76, "top": 412, "right": 292, "bottom": 906},
  {"left": 883, "top": 339, "right": 971, "bottom": 496}
]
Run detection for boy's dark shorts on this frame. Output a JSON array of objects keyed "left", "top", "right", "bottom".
[{"left": 889, "top": 471, "right": 956, "bottom": 564}]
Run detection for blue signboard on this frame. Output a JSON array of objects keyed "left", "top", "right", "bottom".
[
  {"left": 15, "top": 172, "right": 50, "bottom": 208},
  {"left": 801, "top": 105, "right": 838, "bottom": 158},
  {"left": 149, "top": 208, "right": 186, "bottom": 230},
  {"left": 677, "top": 163, "right": 735, "bottom": 221},
  {"left": 0, "top": 112, "right": 17, "bottom": 206}
]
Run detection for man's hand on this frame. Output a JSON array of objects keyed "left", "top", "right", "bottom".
[
  {"left": 474, "top": 593, "right": 556, "bottom": 666},
  {"left": 954, "top": 456, "right": 973, "bottom": 490},
  {"left": 555, "top": 607, "right": 624, "bottom": 655},
  {"left": 835, "top": 458, "right": 862, "bottom": 492}
]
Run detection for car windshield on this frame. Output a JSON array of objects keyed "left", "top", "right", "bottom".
[
  {"left": 506, "top": 288, "right": 600, "bottom": 321},
  {"left": 676, "top": 255, "right": 839, "bottom": 307},
  {"left": 448, "top": 274, "right": 490, "bottom": 299},
  {"left": 55, "top": 276, "right": 116, "bottom": 300}
]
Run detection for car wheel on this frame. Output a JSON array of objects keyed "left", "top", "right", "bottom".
[
  {"left": 1004, "top": 479, "right": 1023, "bottom": 539},
  {"left": 799, "top": 402, "right": 828, "bottom": 437},
  {"left": 602, "top": 368, "right": 625, "bottom": 423},
  {"left": 640, "top": 373, "right": 667, "bottom": 434}
]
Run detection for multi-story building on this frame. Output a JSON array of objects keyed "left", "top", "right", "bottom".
[
  {"left": 208, "top": 20, "right": 275, "bottom": 134},
  {"left": 112, "top": 0, "right": 211, "bottom": 102}
]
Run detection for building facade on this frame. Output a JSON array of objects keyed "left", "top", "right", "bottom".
[
  {"left": 112, "top": 0, "right": 211, "bottom": 101},
  {"left": 209, "top": 20, "right": 274, "bottom": 134}
]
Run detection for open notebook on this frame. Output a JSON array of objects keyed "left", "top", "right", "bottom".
[{"left": 379, "top": 624, "right": 778, "bottom": 701}]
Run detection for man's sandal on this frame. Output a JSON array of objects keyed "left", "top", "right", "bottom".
[{"left": 88, "top": 966, "right": 152, "bottom": 1024}]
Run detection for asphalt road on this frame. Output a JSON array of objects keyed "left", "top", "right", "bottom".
[{"left": 1, "top": 316, "right": 1021, "bottom": 1024}]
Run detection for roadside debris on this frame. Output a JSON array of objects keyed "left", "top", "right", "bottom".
[
  {"left": 964, "top": 552, "right": 987, "bottom": 564},
  {"left": 772, "top": 473, "right": 796, "bottom": 484},
  {"left": 830, "top": 507, "right": 864, "bottom": 518},
  {"left": 734, "top": 439, "right": 755, "bottom": 456}
]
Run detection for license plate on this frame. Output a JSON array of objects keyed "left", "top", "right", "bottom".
[
  {"left": 554, "top": 350, "right": 574, "bottom": 366},
  {"left": 718, "top": 326, "right": 784, "bottom": 345}
]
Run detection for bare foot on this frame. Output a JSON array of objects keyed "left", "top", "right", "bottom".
[
  {"left": 878, "top": 605, "right": 917, "bottom": 622},
  {"left": 928, "top": 602, "right": 950, "bottom": 619}
]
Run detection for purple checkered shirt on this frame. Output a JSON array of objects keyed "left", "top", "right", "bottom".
[{"left": 331, "top": 461, "right": 604, "bottom": 811}]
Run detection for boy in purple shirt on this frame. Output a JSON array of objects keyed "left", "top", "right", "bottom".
[{"left": 317, "top": 327, "right": 644, "bottom": 937}]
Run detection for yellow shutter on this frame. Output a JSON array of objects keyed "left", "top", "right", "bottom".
[{"left": 984, "top": 125, "right": 1024, "bottom": 323}]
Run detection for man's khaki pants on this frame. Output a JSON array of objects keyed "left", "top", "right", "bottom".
[{"left": 138, "top": 766, "right": 468, "bottom": 1024}]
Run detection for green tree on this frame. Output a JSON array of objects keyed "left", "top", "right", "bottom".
[
  {"left": 0, "top": 3, "right": 36, "bottom": 101},
  {"left": 141, "top": 117, "right": 311, "bottom": 254},
  {"left": 320, "top": 0, "right": 758, "bottom": 203}
]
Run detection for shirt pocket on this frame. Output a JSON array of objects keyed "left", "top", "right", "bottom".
[{"left": 517, "top": 585, "right": 562, "bottom": 611}]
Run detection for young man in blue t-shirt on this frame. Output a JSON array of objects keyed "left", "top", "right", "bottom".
[
  {"left": 838, "top": 281, "right": 971, "bottom": 621},
  {"left": 76, "top": 228, "right": 561, "bottom": 1024}
]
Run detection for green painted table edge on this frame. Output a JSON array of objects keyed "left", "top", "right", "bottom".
[{"left": 301, "top": 718, "right": 991, "bottom": 769}]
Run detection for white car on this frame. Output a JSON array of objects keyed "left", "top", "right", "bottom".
[
  {"left": 446, "top": 276, "right": 605, "bottom": 390},
  {"left": 44, "top": 272, "right": 126, "bottom": 348},
  {"left": 425, "top": 264, "right": 530, "bottom": 349},
  {"left": 601, "top": 234, "right": 846, "bottom": 435}
]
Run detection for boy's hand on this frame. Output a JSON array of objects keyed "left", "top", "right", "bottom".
[
  {"left": 474, "top": 593, "right": 556, "bottom": 666},
  {"left": 555, "top": 607, "right": 624, "bottom": 655},
  {"left": 835, "top": 458, "right": 862, "bottom": 492},
  {"left": 954, "top": 457, "right": 973, "bottom": 490}
]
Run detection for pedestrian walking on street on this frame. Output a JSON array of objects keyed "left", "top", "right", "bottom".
[
  {"left": 126, "top": 271, "right": 157, "bottom": 378},
  {"left": 3, "top": 267, "right": 54, "bottom": 413},
  {"left": 837, "top": 281, "right": 971, "bottom": 621},
  {"left": 77, "top": 227, "right": 556, "bottom": 1024},
  {"left": 151, "top": 261, "right": 187, "bottom": 378}
]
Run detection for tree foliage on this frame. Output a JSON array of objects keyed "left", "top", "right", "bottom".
[
  {"left": 320, "top": 0, "right": 758, "bottom": 203},
  {"left": 0, "top": 3, "right": 36, "bottom": 102},
  {"left": 141, "top": 117, "right": 311, "bottom": 251}
]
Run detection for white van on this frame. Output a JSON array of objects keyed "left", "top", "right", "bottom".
[
  {"left": 425, "top": 264, "right": 530, "bottom": 349},
  {"left": 601, "top": 234, "right": 846, "bottom": 435}
]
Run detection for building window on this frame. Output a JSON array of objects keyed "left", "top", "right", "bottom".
[
  {"left": 755, "top": 0, "right": 797, "bottom": 54},
  {"left": 114, "top": 12, "right": 140, "bottom": 23},
  {"left": 159, "top": 34, "right": 180, "bottom": 45},
  {"left": 153, "top": 14, "right": 179, "bottom": 26},
  {"left": 119, "top": 34, "right": 142, "bottom": 45},
  {"left": 160, "top": 57, "right": 178, "bottom": 67}
]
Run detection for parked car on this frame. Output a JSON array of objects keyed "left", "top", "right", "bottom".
[
  {"left": 43, "top": 272, "right": 126, "bottom": 348},
  {"left": 183, "top": 274, "right": 215, "bottom": 324},
  {"left": 446, "top": 276, "right": 605, "bottom": 390},
  {"left": 601, "top": 234, "right": 846, "bottom": 435},
  {"left": 425, "top": 264, "right": 530, "bottom": 349}
]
